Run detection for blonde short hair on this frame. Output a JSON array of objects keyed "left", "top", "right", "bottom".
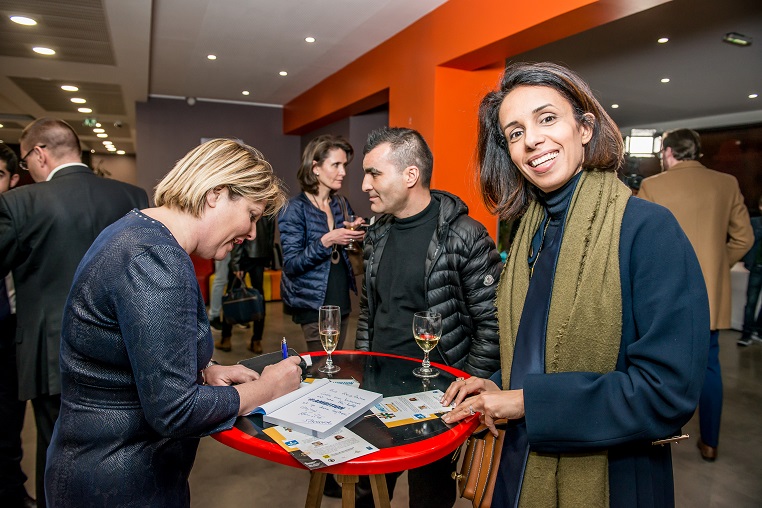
[{"left": 154, "top": 139, "right": 286, "bottom": 218}]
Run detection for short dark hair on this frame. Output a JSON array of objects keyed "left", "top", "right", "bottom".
[
  {"left": 363, "top": 127, "right": 433, "bottom": 188},
  {"left": 297, "top": 134, "right": 353, "bottom": 194},
  {"left": 20, "top": 117, "right": 82, "bottom": 158},
  {"left": 476, "top": 62, "right": 624, "bottom": 221},
  {"left": 0, "top": 143, "right": 18, "bottom": 175},
  {"left": 662, "top": 129, "right": 702, "bottom": 161}
]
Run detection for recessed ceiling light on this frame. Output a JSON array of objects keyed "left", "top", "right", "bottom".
[
  {"left": 90, "top": 149, "right": 95, "bottom": 154},
  {"left": 657, "top": 37, "right": 669, "bottom": 44},
  {"left": 242, "top": 90, "right": 250, "bottom": 96},
  {"left": 117, "top": 150, "right": 125, "bottom": 155},
  {"left": 305, "top": 36, "right": 316, "bottom": 43},
  {"left": 61, "top": 85, "right": 78, "bottom": 92},
  {"left": 10, "top": 16, "right": 37, "bottom": 26},
  {"left": 96, "top": 123, "right": 102, "bottom": 127},
  {"left": 102, "top": 141, "right": 112, "bottom": 145},
  {"left": 207, "top": 54, "right": 217, "bottom": 60},
  {"left": 279, "top": 71, "right": 288, "bottom": 76},
  {"left": 750, "top": 93, "right": 759, "bottom": 99},
  {"left": 78, "top": 107, "right": 92, "bottom": 113},
  {"left": 93, "top": 128, "right": 105, "bottom": 133},
  {"left": 70, "top": 98, "right": 86, "bottom": 104},
  {"left": 0, "top": 124, "right": 4, "bottom": 128},
  {"left": 107, "top": 147, "right": 116, "bottom": 151},
  {"left": 33, "top": 47, "right": 55, "bottom": 55},
  {"left": 97, "top": 133, "right": 108, "bottom": 138},
  {"left": 660, "top": 78, "right": 670, "bottom": 83},
  {"left": 611, "top": 104, "right": 619, "bottom": 109}
]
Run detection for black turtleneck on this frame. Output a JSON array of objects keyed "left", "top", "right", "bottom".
[
  {"left": 528, "top": 171, "right": 583, "bottom": 270},
  {"left": 373, "top": 196, "right": 443, "bottom": 362}
]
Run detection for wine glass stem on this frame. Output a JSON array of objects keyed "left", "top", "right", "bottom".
[
  {"left": 326, "top": 353, "right": 333, "bottom": 368},
  {"left": 422, "top": 352, "right": 430, "bottom": 370}
]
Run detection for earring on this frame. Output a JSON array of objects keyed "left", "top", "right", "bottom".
[{"left": 315, "top": 172, "right": 319, "bottom": 176}]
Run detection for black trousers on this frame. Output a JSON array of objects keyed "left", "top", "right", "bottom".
[
  {"left": 32, "top": 393, "right": 60, "bottom": 508},
  {"left": 356, "top": 454, "right": 456, "bottom": 508},
  {"left": 0, "top": 315, "right": 29, "bottom": 506},
  {"left": 222, "top": 258, "right": 267, "bottom": 343}
]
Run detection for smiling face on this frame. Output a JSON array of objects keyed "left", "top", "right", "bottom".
[
  {"left": 200, "top": 187, "right": 265, "bottom": 260},
  {"left": 313, "top": 148, "right": 348, "bottom": 193},
  {"left": 498, "top": 85, "right": 593, "bottom": 193}
]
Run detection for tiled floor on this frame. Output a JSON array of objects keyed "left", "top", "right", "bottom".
[{"left": 21, "top": 303, "right": 762, "bottom": 507}]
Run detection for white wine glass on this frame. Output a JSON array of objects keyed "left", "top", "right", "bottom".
[
  {"left": 412, "top": 311, "right": 442, "bottom": 378},
  {"left": 345, "top": 214, "right": 359, "bottom": 252},
  {"left": 318, "top": 305, "right": 341, "bottom": 374}
]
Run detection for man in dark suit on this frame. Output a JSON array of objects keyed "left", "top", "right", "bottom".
[
  {"left": 0, "top": 144, "right": 34, "bottom": 507},
  {"left": 0, "top": 118, "right": 148, "bottom": 507}
]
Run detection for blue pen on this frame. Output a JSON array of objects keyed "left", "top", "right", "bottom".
[{"left": 281, "top": 337, "right": 288, "bottom": 359}]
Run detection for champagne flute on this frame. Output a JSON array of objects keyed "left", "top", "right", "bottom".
[
  {"left": 345, "top": 214, "right": 359, "bottom": 252},
  {"left": 318, "top": 305, "right": 341, "bottom": 374},
  {"left": 412, "top": 311, "right": 442, "bottom": 378}
]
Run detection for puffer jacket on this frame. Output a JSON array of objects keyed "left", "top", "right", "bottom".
[
  {"left": 279, "top": 193, "right": 357, "bottom": 311},
  {"left": 355, "top": 191, "right": 502, "bottom": 378}
]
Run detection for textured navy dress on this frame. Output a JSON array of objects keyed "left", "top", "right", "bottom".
[{"left": 45, "top": 210, "right": 240, "bottom": 507}]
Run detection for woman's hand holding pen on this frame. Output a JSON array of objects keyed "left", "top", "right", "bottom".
[
  {"left": 235, "top": 356, "right": 302, "bottom": 415},
  {"left": 441, "top": 377, "right": 525, "bottom": 437}
]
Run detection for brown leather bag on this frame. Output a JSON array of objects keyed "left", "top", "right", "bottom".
[{"left": 453, "top": 421, "right": 507, "bottom": 508}]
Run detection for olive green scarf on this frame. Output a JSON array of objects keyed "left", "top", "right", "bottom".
[{"left": 497, "top": 170, "right": 631, "bottom": 507}]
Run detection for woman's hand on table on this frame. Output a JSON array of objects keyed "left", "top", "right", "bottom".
[
  {"left": 204, "top": 364, "right": 259, "bottom": 386},
  {"left": 441, "top": 377, "right": 525, "bottom": 437}
]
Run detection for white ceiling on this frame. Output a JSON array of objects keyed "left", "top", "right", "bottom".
[{"left": 0, "top": 0, "right": 760, "bottom": 155}]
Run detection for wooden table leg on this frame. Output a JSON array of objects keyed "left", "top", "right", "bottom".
[
  {"left": 305, "top": 471, "right": 326, "bottom": 508},
  {"left": 368, "top": 474, "right": 391, "bottom": 508},
  {"left": 335, "top": 474, "right": 359, "bottom": 508}
]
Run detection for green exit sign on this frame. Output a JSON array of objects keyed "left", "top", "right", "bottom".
[{"left": 82, "top": 117, "right": 98, "bottom": 127}]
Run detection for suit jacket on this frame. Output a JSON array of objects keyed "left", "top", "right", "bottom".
[
  {"left": 0, "top": 164, "right": 148, "bottom": 400},
  {"left": 639, "top": 160, "right": 753, "bottom": 329}
]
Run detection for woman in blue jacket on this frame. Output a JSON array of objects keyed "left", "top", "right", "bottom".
[
  {"left": 442, "top": 62, "right": 709, "bottom": 507},
  {"left": 279, "top": 135, "right": 365, "bottom": 352}
]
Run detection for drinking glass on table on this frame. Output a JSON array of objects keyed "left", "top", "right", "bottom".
[
  {"left": 345, "top": 214, "right": 360, "bottom": 252},
  {"left": 318, "top": 305, "right": 341, "bottom": 373},
  {"left": 412, "top": 311, "right": 442, "bottom": 378}
]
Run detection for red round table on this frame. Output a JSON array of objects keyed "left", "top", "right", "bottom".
[{"left": 213, "top": 351, "right": 479, "bottom": 507}]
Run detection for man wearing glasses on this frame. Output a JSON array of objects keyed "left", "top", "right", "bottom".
[{"left": 0, "top": 118, "right": 148, "bottom": 507}]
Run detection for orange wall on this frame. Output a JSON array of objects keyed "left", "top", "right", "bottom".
[{"left": 284, "top": 0, "right": 670, "bottom": 238}]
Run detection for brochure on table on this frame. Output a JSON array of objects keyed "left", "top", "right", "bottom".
[
  {"left": 370, "top": 389, "right": 455, "bottom": 427},
  {"left": 264, "top": 425, "right": 379, "bottom": 470},
  {"left": 253, "top": 378, "right": 382, "bottom": 438}
]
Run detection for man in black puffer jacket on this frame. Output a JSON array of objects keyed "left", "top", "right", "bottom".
[{"left": 354, "top": 127, "right": 502, "bottom": 508}]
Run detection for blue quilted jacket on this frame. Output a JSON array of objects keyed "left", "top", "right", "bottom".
[{"left": 278, "top": 193, "right": 357, "bottom": 311}]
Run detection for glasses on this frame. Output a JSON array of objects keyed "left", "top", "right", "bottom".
[{"left": 19, "top": 144, "right": 46, "bottom": 171}]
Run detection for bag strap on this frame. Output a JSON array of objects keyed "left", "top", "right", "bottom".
[{"left": 228, "top": 274, "right": 247, "bottom": 291}]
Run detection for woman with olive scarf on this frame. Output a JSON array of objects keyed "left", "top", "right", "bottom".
[{"left": 441, "top": 62, "right": 709, "bottom": 507}]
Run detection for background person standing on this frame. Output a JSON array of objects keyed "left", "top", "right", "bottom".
[
  {"left": 0, "top": 118, "right": 149, "bottom": 506},
  {"left": 639, "top": 128, "right": 753, "bottom": 461}
]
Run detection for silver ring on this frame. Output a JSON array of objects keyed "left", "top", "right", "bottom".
[{"left": 468, "top": 405, "right": 475, "bottom": 416}]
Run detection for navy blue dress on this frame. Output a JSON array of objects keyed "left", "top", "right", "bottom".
[{"left": 45, "top": 210, "right": 240, "bottom": 507}]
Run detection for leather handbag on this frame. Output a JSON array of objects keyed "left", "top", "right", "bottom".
[
  {"left": 338, "top": 195, "right": 364, "bottom": 276},
  {"left": 453, "top": 420, "right": 507, "bottom": 508},
  {"left": 222, "top": 275, "right": 265, "bottom": 324}
]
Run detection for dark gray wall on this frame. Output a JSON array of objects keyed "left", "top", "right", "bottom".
[{"left": 135, "top": 98, "right": 301, "bottom": 201}]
